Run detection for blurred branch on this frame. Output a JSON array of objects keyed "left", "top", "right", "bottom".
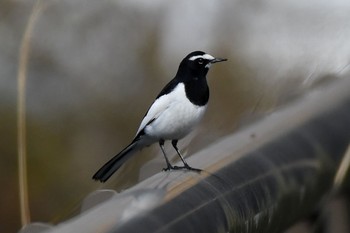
[{"left": 17, "top": 0, "right": 44, "bottom": 226}]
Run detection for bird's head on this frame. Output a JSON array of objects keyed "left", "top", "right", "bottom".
[{"left": 178, "top": 51, "right": 227, "bottom": 77}]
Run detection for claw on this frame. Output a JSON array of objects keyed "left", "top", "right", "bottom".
[
  {"left": 162, "top": 165, "right": 174, "bottom": 171},
  {"left": 172, "top": 165, "right": 202, "bottom": 173}
]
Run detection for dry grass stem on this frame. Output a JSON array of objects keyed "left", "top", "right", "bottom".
[{"left": 17, "top": 0, "right": 44, "bottom": 226}]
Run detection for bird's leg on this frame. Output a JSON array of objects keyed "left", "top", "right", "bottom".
[
  {"left": 159, "top": 140, "right": 174, "bottom": 171},
  {"left": 171, "top": 140, "right": 202, "bottom": 172},
  {"left": 171, "top": 140, "right": 190, "bottom": 168}
]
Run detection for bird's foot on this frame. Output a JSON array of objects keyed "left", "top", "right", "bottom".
[
  {"left": 163, "top": 164, "right": 202, "bottom": 173},
  {"left": 173, "top": 165, "right": 202, "bottom": 173},
  {"left": 162, "top": 165, "right": 175, "bottom": 171}
]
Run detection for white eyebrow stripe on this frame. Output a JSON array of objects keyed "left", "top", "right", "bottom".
[{"left": 189, "top": 54, "right": 215, "bottom": 61}]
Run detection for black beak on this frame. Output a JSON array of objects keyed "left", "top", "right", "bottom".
[{"left": 210, "top": 57, "right": 228, "bottom": 64}]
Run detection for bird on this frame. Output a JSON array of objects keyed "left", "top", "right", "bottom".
[{"left": 93, "top": 51, "right": 227, "bottom": 182}]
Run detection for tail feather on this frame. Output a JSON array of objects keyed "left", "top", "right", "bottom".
[{"left": 92, "top": 142, "right": 138, "bottom": 182}]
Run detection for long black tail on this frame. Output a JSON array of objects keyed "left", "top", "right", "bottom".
[{"left": 92, "top": 141, "right": 138, "bottom": 182}]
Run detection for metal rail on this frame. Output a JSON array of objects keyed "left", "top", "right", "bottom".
[{"left": 40, "top": 77, "right": 350, "bottom": 233}]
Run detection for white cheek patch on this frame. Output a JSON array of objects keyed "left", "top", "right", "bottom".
[{"left": 189, "top": 54, "right": 215, "bottom": 61}]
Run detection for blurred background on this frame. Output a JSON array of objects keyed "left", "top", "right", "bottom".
[{"left": 1, "top": 0, "right": 350, "bottom": 232}]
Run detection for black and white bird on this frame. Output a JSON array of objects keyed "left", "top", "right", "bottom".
[{"left": 93, "top": 51, "right": 227, "bottom": 182}]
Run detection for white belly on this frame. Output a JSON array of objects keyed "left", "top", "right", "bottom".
[
  {"left": 141, "top": 83, "right": 207, "bottom": 140},
  {"left": 146, "top": 102, "right": 206, "bottom": 140}
]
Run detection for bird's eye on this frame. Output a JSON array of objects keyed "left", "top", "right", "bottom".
[{"left": 197, "top": 58, "right": 204, "bottom": 64}]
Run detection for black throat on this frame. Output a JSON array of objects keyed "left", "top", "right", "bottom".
[
  {"left": 156, "top": 60, "right": 210, "bottom": 107},
  {"left": 182, "top": 75, "right": 209, "bottom": 106},
  {"left": 174, "top": 62, "right": 210, "bottom": 106},
  {"left": 156, "top": 73, "right": 209, "bottom": 107}
]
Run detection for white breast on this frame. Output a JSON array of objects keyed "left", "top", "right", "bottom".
[{"left": 137, "top": 83, "right": 207, "bottom": 141}]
